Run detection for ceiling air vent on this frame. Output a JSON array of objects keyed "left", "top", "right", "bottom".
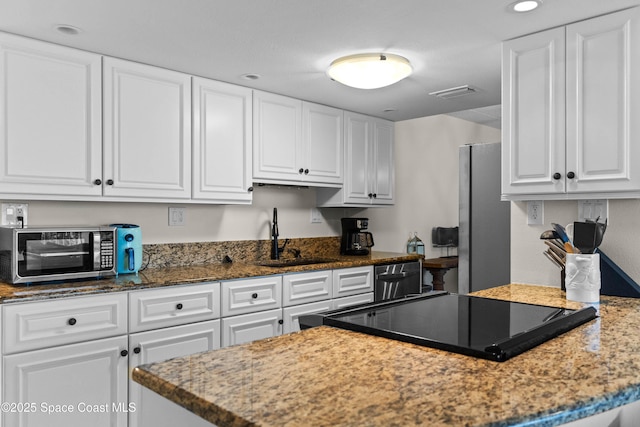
[{"left": 429, "top": 85, "right": 477, "bottom": 100}]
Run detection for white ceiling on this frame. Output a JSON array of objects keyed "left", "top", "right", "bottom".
[{"left": 1, "top": 0, "right": 639, "bottom": 123}]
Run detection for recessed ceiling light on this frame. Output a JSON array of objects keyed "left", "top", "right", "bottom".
[
  {"left": 54, "top": 24, "right": 82, "bottom": 35},
  {"left": 509, "top": 0, "right": 542, "bottom": 13},
  {"left": 327, "top": 53, "right": 412, "bottom": 89}
]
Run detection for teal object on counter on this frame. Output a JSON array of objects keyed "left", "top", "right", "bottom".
[{"left": 110, "top": 224, "right": 142, "bottom": 275}]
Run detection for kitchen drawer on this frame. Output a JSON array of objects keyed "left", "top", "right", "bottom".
[
  {"left": 332, "top": 266, "right": 374, "bottom": 298},
  {"left": 332, "top": 292, "right": 374, "bottom": 310},
  {"left": 129, "top": 282, "right": 220, "bottom": 333},
  {"left": 282, "top": 270, "right": 332, "bottom": 307},
  {"left": 283, "top": 300, "right": 332, "bottom": 334},
  {"left": 221, "top": 276, "right": 282, "bottom": 317},
  {"left": 3, "top": 293, "right": 127, "bottom": 354},
  {"left": 221, "top": 308, "right": 282, "bottom": 347}
]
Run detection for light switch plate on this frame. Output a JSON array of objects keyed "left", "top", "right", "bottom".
[
  {"left": 527, "top": 200, "right": 543, "bottom": 225},
  {"left": 168, "top": 207, "right": 186, "bottom": 226},
  {"left": 1, "top": 203, "right": 28, "bottom": 227},
  {"left": 578, "top": 200, "right": 608, "bottom": 223}
]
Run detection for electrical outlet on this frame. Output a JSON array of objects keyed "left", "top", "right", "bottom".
[
  {"left": 168, "top": 207, "right": 186, "bottom": 226},
  {"left": 527, "top": 200, "right": 543, "bottom": 225},
  {"left": 1, "top": 203, "right": 28, "bottom": 227},
  {"left": 578, "top": 200, "right": 609, "bottom": 223},
  {"left": 310, "top": 208, "right": 323, "bottom": 224}
]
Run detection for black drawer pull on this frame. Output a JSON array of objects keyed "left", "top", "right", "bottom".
[
  {"left": 133, "top": 347, "right": 141, "bottom": 354},
  {"left": 68, "top": 318, "right": 77, "bottom": 326},
  {"left": 252, "top": 293, "right": 258, "bottom": 299},
  {"left": 120, "top": 349, "right": 128, "bottom": 357},
  {"left": 176, "top": 303, "right": 183, "bottom": 310}
]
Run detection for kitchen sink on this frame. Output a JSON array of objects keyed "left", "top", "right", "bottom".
[{"left": 258, "top": 258, "right": 337, "bottom": 267}]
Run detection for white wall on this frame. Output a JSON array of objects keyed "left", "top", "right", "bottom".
[
  {"left": 364, "top": 115, "right": 501, "bottom": 255},
  {"left": 510, "top": 199, "right": 640, "bottom": 286}
]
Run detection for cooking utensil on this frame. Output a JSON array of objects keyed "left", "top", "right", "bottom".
[
  {"left": 573, "top": 221, "right": 597, "bottom": 254},
  {"left": 544, "top": 250, "right": 563, "bottom": 269},
  {"left": 551, "top": 223, "right": 570, "bottom": 244},
  {"left": 544, "top": 240, "right": 565, "bottom": 260},
  {"left": 540, "top": 229, "right": 560, "bottom": 240},
  {"left": 593, "top": 219, "right": 607, "bottom": 249}
]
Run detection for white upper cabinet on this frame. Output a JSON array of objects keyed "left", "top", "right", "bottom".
[
  {"left": 0, "top": 33, "right": 103, "bottom": 197},
  {"left": 103, "top": 57, "right": 191, "bottom": 199},
  {"left": 317, "top": 111, "right": 394, "bottom": 206},
  {"left": 502, "top": 7, "right": 640, "bottom": 200},
  {"left": 302, "top": 102, "right": 343, "bottom": 184},
  {"left": 192, "top": 77, "right": 253, "bottom": 203},
  {"left": 253, "top": 91, "right": 343, "bottom": 186}
]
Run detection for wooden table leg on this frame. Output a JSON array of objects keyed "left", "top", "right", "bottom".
[{"left": 430, "top": 268, "right": 450, "bottom": 291}]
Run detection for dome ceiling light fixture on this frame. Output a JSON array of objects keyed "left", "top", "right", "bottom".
[
  {"left": 327, "top": 53, "right": 412, "bottom": 89},
  {"left": 509, "top": 0, "right": 542, "bottom": 13}
]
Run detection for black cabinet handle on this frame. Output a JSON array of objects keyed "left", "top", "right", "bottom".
[
  {"left": 304, "top": 169, "right": 309, "bottom": 175},
  {"left": 94, "top": 179, "right": 102, "bottom": 185},
  {"left": 68, "top": 318, "right": 77, "bottom": 326},
  {"left": 176, "top": 303, "right": 183, "bottom": 310},
  {"left": 567, "top": 171, "right": 575, "bottom": 179},
  {"left": 120, "top": 349, "right": 128, "bottom": 357},
  {"left": 553, "top": 172, "right": 561, "bottom": 180},
  {"left": 252, "top": 293, "right": 258, "bottom": 299},
  {"left": 133, "top": 347, "right": 141, "bottom": 354},
  {"left": 298, "top": 168, "right": 304, "bottom": 174},
  {"left": 106, "top": 179, "right": 114, "bottom": 185},
  {"left": 278, "top": 319, "right": 283, "bottom": 325},
  {"left": 248, "top": 186, "right": 254, "bottom": 192},
  {"left": 368, "top": 193, "right": 373, "bottom": 198},
  {"left": 372, "top": 193, "right": 377, "bottom": 198}
]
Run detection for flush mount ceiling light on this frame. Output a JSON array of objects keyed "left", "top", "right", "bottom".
[
  {"left": 509, "top": 0, "right": 542, "bottom": 13},
  {"left": 327, "top": 53, "right": 412, "bottom": 89}
]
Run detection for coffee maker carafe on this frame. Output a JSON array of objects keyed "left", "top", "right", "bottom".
[{"left": 340, "top": 218, "right": 374, "bottom": 255}]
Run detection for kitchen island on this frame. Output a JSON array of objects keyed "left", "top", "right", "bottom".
[{"left": 132, "top": 284, "right": 640, "bottom": 426}]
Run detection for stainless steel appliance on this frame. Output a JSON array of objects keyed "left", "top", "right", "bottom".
[
  {"left": 299, "top": 293, "right": 597, "bottom": 362},
  {"left": 459, "top": 143, "right": 511, "bottom": 293},
  {"left": 0, "top": 226, "right": 116, "bottom": 284},
  {"left": 340, "top": 218, "right": 374, "bottom": 255},
  {"left": 374, "top": 261, "right": 421, "bottom": 301}
]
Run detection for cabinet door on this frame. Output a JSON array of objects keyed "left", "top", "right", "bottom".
[
  {"left": 372, "top": 119, "right": 394, "bottom": 204},
  {"left": 253, "top": 91, "right": 302, "bottom": 182},
  {"left": 221, "top": 308, "right": 282, "bottom": 347},
  {"left": 3, "top": 336, "right": 128, "bottom": 427},
  {"left": 221, "top": 275, "right": 282, "bottom": 317},
  {"left": 283, "top": 300, "right": 332, "bottom": 334},
  {"left": 193, "top": 77, "right": 253, "bottom": 203},
  {"left": 343, "top": 111, "right": 374, "bottom": 203},
  {"left": 128, "top": 320, "right": 220, "bottom": 427},
  {"left": 332, "top": 292, "right": 375, "bottom": 310},
  {"left": 282, "top": 270, "right": 332, "bottom": 307},
  {"left": 566, "top": 7, "right": 640, "bottom": 193},
  {"left": 332, "top": 266, "right": 374, "bottom": 298},
  {"left": 0, "top": 33, "right": 102, "bottom": 197},
  {"left": 502, "top": 28, "right": 566, "bottom": 196},
  {"left": 302, "top": 102, "right": 343, "bottom": 184},
  {"left": 103, "top": 57, "right": 191, "bottom": 199}
]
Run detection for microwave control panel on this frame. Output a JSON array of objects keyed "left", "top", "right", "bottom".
[{"left": 99, "top": 232, "right": 115, "bottom": 270}]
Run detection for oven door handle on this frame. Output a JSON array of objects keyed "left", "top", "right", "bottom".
[{"left": 377, "top": 271, "right": 419, "bottom": 282}]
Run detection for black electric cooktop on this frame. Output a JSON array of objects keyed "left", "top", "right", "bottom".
[{"left": 300, "top": 292, "right": 597, "bottom": 362}]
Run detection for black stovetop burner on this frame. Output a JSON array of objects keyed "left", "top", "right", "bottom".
[{"left": 300, "top": 292, "right": 597, "bottom": 362}]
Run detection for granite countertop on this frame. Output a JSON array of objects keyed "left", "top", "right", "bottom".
[
  {"left": 0, "top": 251, "right": 420, "bottom": 304},
  {"left": 132, "top": 284, "right": 640, "bottom": 427}
]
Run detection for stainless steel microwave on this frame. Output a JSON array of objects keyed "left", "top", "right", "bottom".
[{"left": 0, "top": 226, "right": 116, "bottom": 284}]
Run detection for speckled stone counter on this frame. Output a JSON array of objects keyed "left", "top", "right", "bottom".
[
  {"left": 132, "top": 284, "right": 640, "bottom": 427},
  {"left": 0, "top": 249, "right": 420, "bottom": 304}
]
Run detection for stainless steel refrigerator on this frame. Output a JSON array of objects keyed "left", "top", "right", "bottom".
[{"left": 458, "top": 142, "right": 511, "bottom": 294}]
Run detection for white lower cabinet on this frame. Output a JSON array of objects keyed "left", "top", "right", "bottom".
[
  {"left": 221, "top": 308, "right": 283, "bottom": 347},
  {"left": 283, "top": 300, "right": 333, "bottom": 334},
  {"left": 332, "top": 266, "right": 374, "bottom": 298},
  {"left": 3, "top": 335, "right": 129, "bottom": 427},
  {"left": 128, "top": 320, "right": 220, "bottom": 427},
  {"left": 332, "top": 292, "right": 374, "bottom": 310}
]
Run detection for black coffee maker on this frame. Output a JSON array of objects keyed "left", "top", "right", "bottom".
[{"left": 340, "top": 218, "right": 375, "bottom": 255}]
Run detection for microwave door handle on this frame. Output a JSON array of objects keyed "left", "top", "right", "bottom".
[
  {"left": 28, "top": 251, "right": 89, "bottom": 257},
  {"left": 377, "top": 271, "right": 418, "bottom": 281},
  {"left": 93, "top": 231, "right": 101, "bottom": 270}
]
